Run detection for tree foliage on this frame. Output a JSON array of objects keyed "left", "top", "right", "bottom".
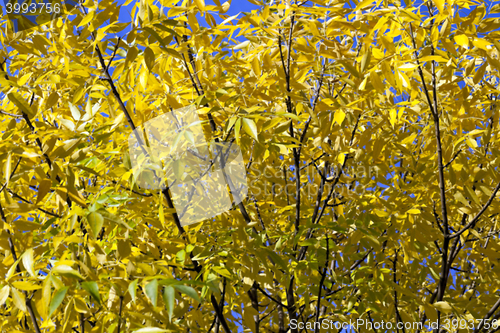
[{"left": 1, "top": 0, "right": 500, "bottom": 332}]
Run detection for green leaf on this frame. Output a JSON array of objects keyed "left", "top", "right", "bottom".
[
  {"left": 128, "top": 279, "right": 138, "bottom": 303},
  {"left": 163, "top": 286, "right": 175, "bottom": 321},
  {"left": 173, "top": 285, "right": 201, "bottom": 303},
  {"left": 87, "top": 212, "right": 104, "bottom": 239},
  {"left": 82, "top": 281, "right": 101, "bottom": 305},
  {"left": 145, "top": 279, "right": 158, "bottom": 307},
  {"left": 49, "top": 286, "right": 68, "bottom": 317}
]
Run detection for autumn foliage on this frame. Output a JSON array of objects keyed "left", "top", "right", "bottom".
[{"left": 1, "top": 0, "right": 500, "bottom": 332}]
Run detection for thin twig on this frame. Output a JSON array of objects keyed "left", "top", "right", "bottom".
[{"left": 0, "top": 110, "right": 23, "bottom": 118}]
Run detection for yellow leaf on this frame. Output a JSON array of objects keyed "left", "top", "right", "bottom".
[
  {"left": 8, "top": 92, "right": 35, "bottom": 117},
  {"left": 334, "top": 110, "right": 346, "bottom": 125},
  {"left": 401, "top": 133, "right": 417, "bottom": 145},
  {"left": 472, "top": 38, "right": 492, "bottom": 51},
  {"left": 68, "top": 187, "right": 88, "bottom": 208},
  {"left": 78, "top": 11, "right": 95, "bottom": 27},
  {"left": 52, "top": 265, "right": 83, "bottom": 279},
  {"left": 242, "top": 118, "right": 258, "bottom": 140},
  {"left": 431, "top": 25, "right": 439, "bottom": 48},
  {"left": 252, "top": 57, "right": 261, "bottom": 76},
  {"left": 473, "top": 62, "right": 487, "bottom": 85},
  {"left": 374, "top": 209, "right": 389, "bottom": 217},
  {"left": 0, "top": 286, "right": 10, "bottom": 306},
  {"left": 234, "top": 41, "right": 250, "bottom": 50},
  {"left": 173, "top": 159, "right": 185, "bottom": 179},
  {"left": 423, "top": 303, "right": 439, "bottom": 322},
  {"left": 359, "top": 77, "right": 368, "bottom": 90},
  {"left": 46, "top": 92, "right": 59, "bottom": 109},
  {"left": 465, "top": 185, "right": 480, "bottom": 206},
  {"left": 454, "top": 192, "right": 469, "bottom": 207},
  {"left": 337, "top": 153, "right": 345, "bottom": 165},
  {"left": 221, "top": 1, "right": 230, "bottom": 13},
  {"left": 73, "top": 296, "right": 89, "bottom": 314},
  {"left": 18, "top": 73, "right": 32, "bottom": 86},
  {"left": 194, "top": 0, "right": 205, "bottom": 11},
  {"left": 389, "top": 109, "right": 397, "bottom": 128},
  {"left": 419, "top": 55, "right": 449, "bottom": 63},
  {"left": 88, "top": 212, "right": 104, "bottom": 239},
  {"left": 434, "top": 301, "right": 453, "bottom": 314},
  {"left": 370, "top": 71, "right": 384, "bottom": 93},
  {"left": 144, "top": 47, "right": 155, "bottom": 72},
  {"left": 308, "top": 20, "right": 320, "bottom": 36},
  {"left": 21, "top": 248, "right": 36, "bottom": 278},
  {"left": 140, "top": 70, "right": 148, "bottom": 90},
  {"left": 454, "top": 34, "right": 469, "bottom": 48},
  {"left": 36, "top": 179, "right": 52, "bottom": 205},
  {"left": 398, "top": 63, "right": 418, "bottom": 71},
  {"left": 466, "top": 136, "right": 477, "bottom": 149},
  {"left": 11, "top": 288, "right": 26, "bottom": 312},
  {"left": 159, "top": 203, "right": 165, "bottom": 227},
  {"left": 12, "top": 281, "right": 41, "bottom": 291},
  {"left": 407, "top": 209, "right": 421, "bottom": 214},
  {"left": 4, "top": 153, "right": 11, "bottom": 185}
]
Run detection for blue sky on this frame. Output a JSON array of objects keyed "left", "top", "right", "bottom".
[{"left": 2, "top": 0, "right": 499, "bottom": 332}]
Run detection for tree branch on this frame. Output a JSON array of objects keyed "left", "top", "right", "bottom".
[
  {"left": 451, "top": 181, "right": 500, "bottom": 239},
  {"left": 0, "top": 202, "right": 42, "bottom": 333}
]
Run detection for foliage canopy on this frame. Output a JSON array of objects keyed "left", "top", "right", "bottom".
[{"left": 1, "top": 0, "right": 500, "bottom": 332}]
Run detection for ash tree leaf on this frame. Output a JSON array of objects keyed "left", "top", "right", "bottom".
[
  {"left": 0, "top": 285, "right": 10, "bottom": 306},
  {"left": 173, "top": 285, "right": 201, "bottom": 303},
  {"left": 52, "top": 265, "right": 83, "bottom": 279},
  {"left": 11, "top": 287, "right": 26, "bottom": 312},
  {"left": 8, "top": 92, "right": 35, "bottom": 117},
  {"left": 68, "top": 102, "right": 81, "bottom": 121},
  {"left": 21, "top": 248, "right": 36, "bottom": 278},
  {"left": 434, "top": 301, "right": 453, "bottom": 314},
  {"left": 4, "top": 153, "right": 11, "bottom": 185},
  {"left": 48, "top": 286, "right": 68, "bottom": 317},
  {"left": 36, "top": 179, "right": 52, "bottom": 205},
  {"left": 87, "top": 212, "right": 104, "bottom": 239},
  {"left": 128, "top": 279, "right": 138, "bottom": 303},
  {"left": 334, "top": 110, "right": 346, "bottom": 125},
  {"left": 145, "top": 279, "right": 158, "bottom": 307},
  {"left": 133, "top": 328, "right": 169, "bottom": 333},
  {"left": 242, "top": 118, "right": 258, "bottom": 141},
  {"left": 163, "top": 286, "right": 175, "bottom": 321},
  {"left": 82, "top": 281, "right": 101, "bottom": 305},
  {"left": 194, "top": 0, "right": 205, "bottom": 11},
  {"left": 233, "top": 40, "right": 250, "bottom": 50},
  {"left": 144, "top": 47, "right": 155, "bottom": 72}
]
